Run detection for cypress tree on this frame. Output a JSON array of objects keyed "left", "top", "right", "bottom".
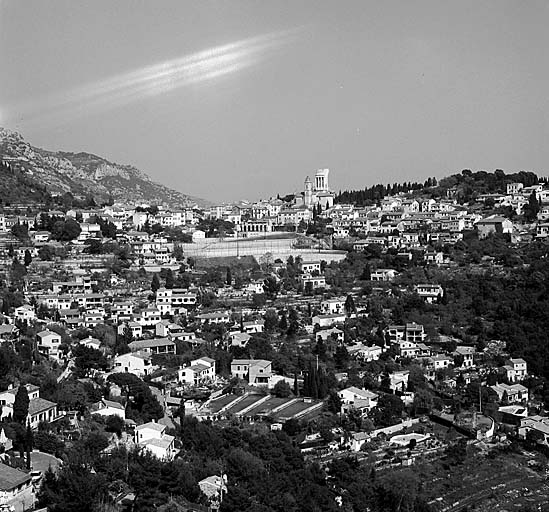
[{"left": 13, "top": 386, "right": 30, "bottom": 424}]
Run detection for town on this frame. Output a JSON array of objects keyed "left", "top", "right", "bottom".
[{"left": 0, "top": 154, "right": 548, "bottom": 511}]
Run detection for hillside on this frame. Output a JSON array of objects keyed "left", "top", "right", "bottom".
[{"left": 0, "top": 128, "right": 206, "bottom": 207}]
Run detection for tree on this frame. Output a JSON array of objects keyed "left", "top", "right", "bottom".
[
  {"left": 263, "top": 276, "right": 280, "bottom": 300},
  {"left": 524, "top": 190, "right": 541, "bottom": 222},
  {"left": 151, "top": 274, "right": 160, "bottom": 293},
  {"left": 25, "top": 421, "right": 33, "bottom": 470},
  {"left": 13, "top": 385, "right": 30, "bottom": 423},
  {"left": 370, "top": 394, "right": 404, "bottom": 427},
  {"left": 23, "top": 249, "right": 32, "bottom": 267},
  {"left": 226, "top": 267, "right": 232, "bottom": 286},
  {"left": 51, "top": 218, "right": 82, "bottom": 241},
  {"left": 105, "top": 415, "right": 125, "bottom": 437},
  {"left": 165, "top": 269, "right": 174, "bottom": 289},
  {"left": 272, "top": 380, "right": 291, "bottom": 398},
  {"left": 264, "top": 309, "right": 278, "bottom": 332},
  {"left": 344, "top": 294, "right": 356, "bottom": 316}
]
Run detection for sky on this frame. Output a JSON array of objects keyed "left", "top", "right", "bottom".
[{"left": 1, "top": 0, "right": 548, "bottom": 203}]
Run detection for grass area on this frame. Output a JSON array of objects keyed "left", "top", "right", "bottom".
[{"left": 194, "top": 255, "right": 258, "bottom": 270}]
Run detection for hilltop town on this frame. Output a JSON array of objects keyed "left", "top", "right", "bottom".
[{"left": 1, "top": 153, "right": 549, "bottom": 511}]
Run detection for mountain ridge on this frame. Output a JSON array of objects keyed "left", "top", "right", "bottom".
[{"left": 0, "top": 127, "right": 208, "bottom": 207}]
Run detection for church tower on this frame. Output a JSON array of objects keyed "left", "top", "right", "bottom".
[{"left": 304, "top": 176, "right": 313, "bottom": 206}]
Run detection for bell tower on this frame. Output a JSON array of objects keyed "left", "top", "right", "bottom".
[{"left": 304, "top": 176, "right": 313, "bottom": 206}]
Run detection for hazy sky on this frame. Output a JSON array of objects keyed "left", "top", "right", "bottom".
[{"left": 1, "top": 1, "right": 548, "bottom": 202}]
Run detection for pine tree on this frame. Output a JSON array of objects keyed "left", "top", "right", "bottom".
[{"left": 293, "top": 373, "right": 299, "bottom": 396}]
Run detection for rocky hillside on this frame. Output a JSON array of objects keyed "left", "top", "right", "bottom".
[{"left": 0, "top": 128, "right": 206, "bottom": 206}]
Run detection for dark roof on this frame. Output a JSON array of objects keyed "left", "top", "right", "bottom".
[
  {"left": 28, "top": 398, "right": 57, "bottom": 416},
  {"left": 0, "top": 463, "right": 31, "bottom": 490}
]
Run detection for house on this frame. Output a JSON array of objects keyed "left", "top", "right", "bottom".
[
  {"left": 414, "top": 284, "right": 444, "bottom": 303},
  {"left": 178, "top": 357, "right": 216, "bottom": 385},
  {"left": 91, "top": 399, "right": 126, "bottom": 419},
  {"left": 242, "top": 320, "right": 264, "bottom": 334},
  {"left": 424, "top": 250, "right": 444, "bottom": 265},
  {"left": 301, "top": 274, "right": 327, "bottom": 290},
  {"left": 199, "top": 475, "right": 228, "bottom": 505},
  {"left": 231, "top": 359, "right": 273, "bottom": 387},
  {"left": 453, "top": 346, "right": 475, "bottom": 368},
  {"left": 475, "top": 215, "right": 513, "bottom": 239},
  {"left": 429, "top": 354, "right": 453, "bottom": 371},
  {"left": 507, "top": 182, "right": 524, "bottom": 195},
  {"left": 36, "top": 329, "right": 62, "bottom": 361},
  {"left": 312, "top": 313, "right": 347, "bottom": 328},
  {"left": 320, "top": 299, "right": 345, "bottom": 315},
  {"left": 316, "top": 327, "right": 344, "bottom": 343},
  {"left": 117, "top": 321, "right": 143, "bottom": 339},
  {"left": 155, "top": 288, "right": 197, "bottom": 316},
  {"left": 504, "top": 358, "right": 527, "bottom": 382},
  {"left": 27, "top": 397, "right": 60, "bottom": 429},
  {"left": 338, "top": 387, "right": 378, "bottom": 416},
  {"left": 300, "top": 261, "right": 322, "bottom": 274},
  {"left": 397, "top": 340, "right": 419, "bottom": 359},
  {"left": 388, "top": 371, "right": 409, "bottom": 392},
  {"left": 347, "top": 344, "right": 383, "bottom": 362},
  {"left": 370, "top": 269, "right": 398, "bottom": 282},
  {"left": 195, "top": 311, "right": 231, "bottom": 324},
  {"left": 135, "top": 422, "right": 177, "bottom": 461},
  {"left": 518, "top": 416, "right": 549, "bottom": 444},
  {"left": 0, "top": 384, "right": 41, "bottom": 422},
  {"left": 490, "top": 383, "right": 528, "bottom": 404},
  {"left": 137, "top": 307, "right": 161, "bottom": 327},
  {"left": 0, "top": 324, "right": 19, "bottom": 343},
  {"left": 228, "top": 332, "right": 251, "bottom": 348},
  {"left": 384, "top": 323, "right": 425, "bottom": 344},
  {"left": 128, "top": 338, "right": 176, "bottom": 355},
  {"left": 79, "top": 336, "right": 102, "bottom": 351},
  {"left": 0, "top": 463, "right": 34, "bottom": 512},
  {"left": 112, "top": 352, "right": 156, "bottom": 378},
  {"left": 13, "top": 305, "right": 35, "bottom": 321}
]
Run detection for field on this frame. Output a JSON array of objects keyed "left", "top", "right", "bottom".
[{"left": 412, "top": 447, "right": 549, "bottom": 511}]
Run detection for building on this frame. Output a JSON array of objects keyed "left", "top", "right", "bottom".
[
  {"left": 155, "top": 288, "right": 197, "bottom": 316},
  {"left": 475, "top": 215, "right": 513, "bottom": 239},
  {"left": 370, "top": 269, "right": 398, "bottom": 282},
  {"left": 135, "top": 422, "right": 177, "bottom": 461},
  {"left": 504, "top": 358, "right": 527, "bottom": 382},
  {"left": 112, "top": 352, "right": 156, "bottom": 378},
  {"left": 303, "top": 169, "right": 335, "bottom": 209},
  {"left": 117, "top": 321, "right": 143, "bottom": 339},
  {"left": 491, "top": 383, "right": 528, "bottom": 404},
  {"left": 36, "top": 330, "right": 62, "bottom": 361},
  {"left": 0, "top": 463, "right": 34, "bottom": 512},
  {"left": 91, "top": 399, "right": 126, "bottom": 419},
  {"left": 231, "top": 359, "right": 273, "bottom": 387},
  {"left": 128, "top": 338, "right": 176, "bottom": 356},
  {"left": 199, "top": 475, "right": 228, "bottom": 506},
  {"left": 178, "top": 357, "right": 216, "bottom": 386},
  {"left": 414, "top": 284, "right": 444, "bottom": 303},
  {"left": 338, "top": 387, "right": 378, "bottom": 416}
]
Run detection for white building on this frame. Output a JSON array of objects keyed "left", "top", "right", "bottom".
[
  {"left": 112, "top": 352, "right": 156, "bottom": 378},
  {"left": 135, "top": 422, "right": 177, "bottom": 461}
]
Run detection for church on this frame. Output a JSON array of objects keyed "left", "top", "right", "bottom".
[{"left": 303, "top": 168, "right": 335, "bottom": 210}]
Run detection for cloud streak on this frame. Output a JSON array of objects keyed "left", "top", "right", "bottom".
[{"left": 8, "top": 29, "right": 301, "bottom": 126}]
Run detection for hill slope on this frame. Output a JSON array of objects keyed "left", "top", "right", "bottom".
[{"left": 0, "top": 128, "right": 206, "bottom": 206}]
